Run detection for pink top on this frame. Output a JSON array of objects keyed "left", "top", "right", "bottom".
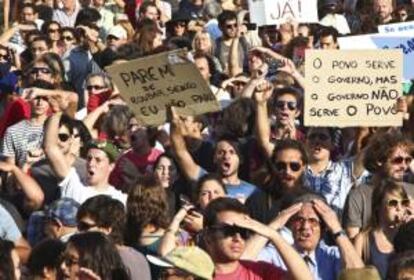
[{"left": 214, "top": 260, "right": 286, "bottom": 280}]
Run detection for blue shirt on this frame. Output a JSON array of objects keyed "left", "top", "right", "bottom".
[
  {"left": 198, "top": 168, "right": 257, "bottom": 202},
  {"left": 258, "top": 241, "right": 342, "bottom": 280}
]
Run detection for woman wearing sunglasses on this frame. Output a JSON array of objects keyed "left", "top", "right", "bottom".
[
  {"left": 61, "top": 27, "right": 77, "bottom": 54},
  {"left": 42, "top": 20, "right": 65, "bottom": 56},
  {"left": 354, "top": 179, "right": 412, "bottom": 279}
]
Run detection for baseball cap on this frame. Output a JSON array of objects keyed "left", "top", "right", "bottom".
[
  {"left": 147, "top": 246, "right": 214, "bottom": 280},
  {"left": 107, "top": 25, "right": 127, "bottom": 40},
  {"left": 87, "top": 140, "right": 120, "bottom": 163},
  {"left": 45, "top": 198, "right": 80, "bottom": 227}
]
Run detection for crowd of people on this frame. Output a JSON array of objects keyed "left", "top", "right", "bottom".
[{"left": 0, "top": 0, "right": 414, "bottom": 279}]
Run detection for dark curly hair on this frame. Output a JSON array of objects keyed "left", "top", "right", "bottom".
[
  {"left": 363, "top": 132, "right": 413, "bottom": 174},
  {"left": 67, "top": 232, "right": 129, "bottom": 280},
  {"left": 125, "top": 175, "right": 170, "bottom": 245}
]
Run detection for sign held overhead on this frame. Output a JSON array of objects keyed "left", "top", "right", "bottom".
[{"left": 304, "top": 49, "right": 403, "bottom": 127}]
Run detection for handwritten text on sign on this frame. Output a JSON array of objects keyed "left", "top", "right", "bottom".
[
  {"left": 304, "top": 50, "right": 403, "bottom": 127},
  {"left": 106, "top": 50, "right": 220, "bottom": 126},
  {"left": 248, "top": 0, "right": 318, "bottom": 26}
]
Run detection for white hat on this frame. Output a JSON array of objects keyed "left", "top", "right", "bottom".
[{"left": 107, "top": 25, "right": 127, "bottom": 40}]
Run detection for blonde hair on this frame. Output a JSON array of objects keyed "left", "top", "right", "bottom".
[{"left": 192, "top": 31, "right": 214, "bottom": 55}]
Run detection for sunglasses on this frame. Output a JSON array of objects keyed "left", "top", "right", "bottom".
[
  {"left": 175, "top": 22, "right": 186, "bottom": 27},
  {"left": 62, "top": 36, "right": 74, "bottom": 41},
  {"left": 308, "top": 133, "right": 330, "bottom": 142},
  {"left": 86, "top": 85, "right": 106, "bottom": 91},
  {"left": 30, "top": 67, "right": 52, "bottom": 75},
  {"left": 58, "top": 133, "right": 71, "bottom": 142},
  {"left": 390, "top": 156, "right": 412, "bottom": 165},
  {"left": 386, "top": 198, "right": 410, "bottom": 208},
  {"left": 226, "top": 23, "right": 237, "bottom": 29},
  {"left": 276, "top": 100, "right": 297, "bottom": 111},
  {"left": 291, "top": 216, "right": 320, "bottom": 228},
  {"left": 107, "top": 35, "right": 120, "bottom": 41},
  {"left": 0, "top": 54, "right": 9, "bottom": 60},
  {"left": 77, "top": 221, "right": 97, "bottom": 232},
  {"left": 273, "top": 161, "right": 302, "bottom": 172},
  {"left": 34, "top": 96, "right": 49, "bottom": 102},
  {"left": 209, "top": 224, "right": 251, "bottom": 240}
]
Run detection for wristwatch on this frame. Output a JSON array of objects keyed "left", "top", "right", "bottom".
[{"left": 332, "top": 229, "right": 347, "bottom": 240}]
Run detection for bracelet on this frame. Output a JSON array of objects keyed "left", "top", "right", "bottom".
[{"left": 332, "top": 229, "right": 346, "bottom": 240}]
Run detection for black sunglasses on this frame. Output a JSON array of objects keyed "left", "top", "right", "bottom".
[
  {"left": 276, "top": 100, "right": 297, "bottom": 111},
  {"left": 58, "top": 133, "right": 71, "bottom": 142},
  {"left": 273, "top": 161, "right": 302, "bottom": 172},
  {"left": 0, "top": 54, "right": 9, "bottom": 60},
  {"left": 390, "top": 156, "right": 412, "bottom": 165},
  {"left": 77, "top": 221, "right": 97, "bottom": 232},
  {"left": 62, "top": 36, "right": 74, "bottom": 41},
  {"left": 308, "top": 133, "right": 330, "bottom": 142},
  {"left": 86, "top": 85, "right": 106, "bottom": 91},
  {"left": 209, "top": 224, "right": 251, "bottom": 240}
]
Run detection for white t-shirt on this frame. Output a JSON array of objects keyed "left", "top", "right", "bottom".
[{"left": 59, "top": 168, "right": 127, "bottom": 205}]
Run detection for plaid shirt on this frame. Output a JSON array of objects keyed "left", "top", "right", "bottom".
[{"left": 304, "top": 160, "right": 354, "bottom": 219}]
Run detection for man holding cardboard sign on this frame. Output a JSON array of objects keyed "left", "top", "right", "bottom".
[{"left": 105, "top": 49, "right": 220, "bottom": 126}]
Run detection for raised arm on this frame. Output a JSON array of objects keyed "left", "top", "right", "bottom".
[
  {"left": 254, "top": 81, "right": 275, "bottom": 158},
  {"left": 242, "top": 202, "right": 302, "bottom": 260},
  {"left": 313, "top": 199, "right": 364, "bottom": 269},
  {"left": 44, "top": 113, "right": 72, "bottom": 180},
  {"left": 233, "top": 214, "right": 313, "bottom": 280},
  {"left": 170, "top": 107, "right": 201, "bottom": 181}
]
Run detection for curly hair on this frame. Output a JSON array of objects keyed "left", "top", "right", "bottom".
[
  {"left": 67, "top": 232, "right": 128, "bottom": 280},
  {"left": 363, "top": 132, "right": 413, "bottom": 174},
  {"left": 0, "top": 239, "right": 16, "bottom": 280},
  {"left": 125, "top": 175, "right": 170, "bottom": 245}
]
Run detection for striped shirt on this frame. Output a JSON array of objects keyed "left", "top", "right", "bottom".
[{"left": 1, "top": 120, "right": 44, "bottom": 167}]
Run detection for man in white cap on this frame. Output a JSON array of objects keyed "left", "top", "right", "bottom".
[{"left": 93, "top": 24, "right": 128, "bottom": 68}]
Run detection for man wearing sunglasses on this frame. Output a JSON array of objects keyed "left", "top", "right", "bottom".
[
  {"left": 44, "top": 112, "right": 126, "bottom": 205},
  {"left": 344, "top": 132, "right": 414, "bottom": 239},
  {"left": 203, "top": 197, "right": 313, "bottom": 280}
]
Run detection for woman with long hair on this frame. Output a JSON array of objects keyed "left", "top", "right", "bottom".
[
  {"left": 134, "top": 19, "right": 164, "bottom": 56},
  {"left": 25, "top": 52, "right": 78, "bottom": 116},
  {"left": 192, "top": 31, "right": 223, "bottom": 72},
  {"left": 42, "top": 20, "right": 65, "bottom": 56},
  {"left": 61, "top": 232, "right": 129, "bottom": 280},
  {"left": 354, "top": 180, "right": 412, "bottom": 278}
]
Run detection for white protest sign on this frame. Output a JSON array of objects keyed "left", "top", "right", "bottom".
[
  {"left": 378, "top": 21, "right": 414, "bottom": 34},
  {"left": 248, "top": 0, "right": 318, "bottom": 26},
  {"left": 338, "top": 34, "right": 414, "bottom": 81},
  {"left": 304, "top": 50, "right": 403, "bottom": 127}
]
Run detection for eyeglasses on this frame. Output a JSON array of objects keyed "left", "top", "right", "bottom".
[
  {"left": 86, "top": 85, "right": 106, "bottom": 91},
  {"left": 48, "top": 28, "right": 60, "bottom": 33},
  {"left": 390, "top": 156, "right": 412, "bottom": 165},
  {"left": 62, "top": 36, "right": 74, "bottom": 41},
  {"left": 291, "top": 216, "right": 320, "bottom": 228},
  {"left": 77, "top": 221, "right": 97, "bottom": 232},
  {"left": 276, "top": 100, "right": 297, "bottom": 111},
  {"left": 226, "top": 23, "right": 237, "bottom": 29},
  {"left": 107, "top": 35, "right": 120, "bottom": 41},
  {"left": 58, "top": 133, "right": 71, "bottom": 142},
  {"left": 209, "top": 224, "right": 251, "bottom": 239},
  {"left": 30, "top": 67, "right": 52, "bottom": 75},
  {"left": 273, "top": 161, "right": 302, "bottom": 172},
  {"left": 308, "top": 133, "right": 330, "bottom": 142},
  {"left": 386, "top": 198, "right": 411, "bottom": 208}
]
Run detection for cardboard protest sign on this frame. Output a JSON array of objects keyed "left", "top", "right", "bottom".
[
  {"left": 248, "top": 0, "right": 318, "bottom": 26},
  {"left": 106, "top": 50, "right": 220, "bottom": 126},
  {"left": 304, "top": 50, "right": 403, "bottom": 127},
  {"left": 338, "top": 34, "right": 414, "bottom": 81},
  {"left": 378, "top": 21, "right": 414, "bottom": 34}
]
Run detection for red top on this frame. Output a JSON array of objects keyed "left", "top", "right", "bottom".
[
  {"left": 0, "top": 98, "right": 31, "bottom": 138},
  {"left": 214, "top": 260, "right": 285, "bottom": 280}
]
